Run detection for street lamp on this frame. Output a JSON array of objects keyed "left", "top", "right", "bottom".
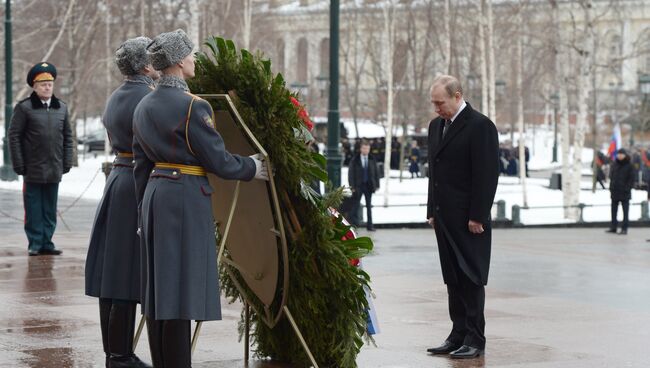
[
  {"left": 639, "top": 74, "right": 650, "bottom": 147},
  {"left": 550, "top": 93, "right": 559, "bottom": 163},
  {"left": 315, "top": 74, "right": 328, "bottom": 99},
  {"left": 1, "top": 0, "right": 17, "bottom": 181}
]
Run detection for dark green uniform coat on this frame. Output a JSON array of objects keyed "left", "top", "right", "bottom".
[
  {"left": 85, "top": 76, "right": 154, "bottom": 301},
  {"left": 133, "top": 80, "right": 256, "bottom": 321},
  {"left": 8, "top": 92, "right": 72, "bottom": 182}
]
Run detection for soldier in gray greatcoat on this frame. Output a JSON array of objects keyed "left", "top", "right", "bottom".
[
  {"left": 132, "top": 30, "right": 268, "bottom": 367},
  {"left": 85, "top": 37, "right": 159, "bottom": 368}
]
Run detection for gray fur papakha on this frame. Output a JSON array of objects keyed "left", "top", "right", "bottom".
[
  {"left": 115, "top": 37, "right": 152, "bottom": 76},
  {"left": 147, "top": 29, "right": 194, "bottom": 71}
]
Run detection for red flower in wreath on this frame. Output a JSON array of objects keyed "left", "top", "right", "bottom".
[{"left": 290, "top": 96, "right": 314, "bottom": 131}]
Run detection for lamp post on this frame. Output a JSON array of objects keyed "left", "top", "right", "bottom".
[
  {"left": 550, "top": 93, "right": 559, "bottom": 163},
  {"left": 1, "top": 0, "right": 17, "bottom": 181},
  {"left": 639, "top": 74, "right": 650, "bottom": 149},
  {"left": 326, "top": 0, "right": 342, "bottom": 188}
]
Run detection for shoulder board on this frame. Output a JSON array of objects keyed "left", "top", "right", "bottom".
[
  {"left": 184, "top": 92, "right": 205, "bottom": 101},
  {"left": 17, "top": 96, "right": 31, "bottom": 104}
]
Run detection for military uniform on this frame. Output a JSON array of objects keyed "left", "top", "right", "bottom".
[
  {"left": 8, "top": 62, "right": 72, "bottom": 256},
  {"left": 84, "top": 37, "right": 155, "bottom": 368},
  {"left": 86, "top": 75, "right": 154, "bottom": 301},
  {"left": 133, "top": 76, "right": 256, "bottom": 321}
]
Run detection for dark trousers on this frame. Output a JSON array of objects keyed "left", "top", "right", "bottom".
[
  {"left": 23, "top": 182, "right": 59, "bottom": 251},
  {"left": 446, "top": 271, "right": 486, "bottom": 350},
  {"left": 146, "top": 318, "right": 191, "bottom": 367},
  {"left": 610, "top": 199, "right": 630, "bottom": 231},
  {"left": 352, "top": 182, "right": 374, "bottom": 229}
]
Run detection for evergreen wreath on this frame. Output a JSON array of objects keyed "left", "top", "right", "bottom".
[{"left": 189, "top": 37, "right": 374, "bottom": 368}]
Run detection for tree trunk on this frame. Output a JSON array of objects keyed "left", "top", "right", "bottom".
[
  {"left": 382, "top": 2, "right": 396, "bottom": 207},
  {"left": 189, "top": 0, "right": 200, "bottom": 49},
  {"left": 478, "top": 1, "right": 488, "bottom": 114},
  {"left": 486, "top": 0, "right": 496, "bottom": 119},
  {"left": 516, "top": 11, "right": 527, "bottom": 207},
  {"left": 243, "top": 0, "right": 252, "bottom": 50}
]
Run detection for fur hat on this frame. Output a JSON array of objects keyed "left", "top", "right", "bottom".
[
  {"left": 115, "top": 37, "right": 152, "bottom": 76},
  {"left": 147, "top": 29, "right": 194, "bottom": 71}
]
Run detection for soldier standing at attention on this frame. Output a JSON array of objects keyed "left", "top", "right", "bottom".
[
  {"left": 85, "top": 37, "right": 158, "bottom": 368},
  {"left": 132, "top": 30, "right": 268, "bottom": 367},
  {"left": 8, "top": 62, "right": 72, "bottom": 256}
]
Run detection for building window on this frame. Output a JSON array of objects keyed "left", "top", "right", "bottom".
[
  {"left": 320, "top": 38, "right": 329, "bottom": 77},
  {"left": 276, "top": 39, "right": 285, "bottom": 75},
  {"left": 297, "top": 38, "right": 309, "bottom": 83}
]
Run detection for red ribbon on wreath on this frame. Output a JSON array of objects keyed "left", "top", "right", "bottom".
[{"left": 290, "top": 96, "right": 314, "bottom": 131}]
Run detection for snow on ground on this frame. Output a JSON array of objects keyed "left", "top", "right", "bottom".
[
  {"left": 341, "top": 168, "right": 648, "bottom": 226},
  {"left": 0, "top": 152, "right": 110, "bottom": 201},
  {"left": 0, "top": 124, "right": 645, "bottom": 226}
]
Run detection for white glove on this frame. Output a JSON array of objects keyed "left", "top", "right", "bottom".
[{"left": 250, "top": 153, "right": 269, "bottom": 180}]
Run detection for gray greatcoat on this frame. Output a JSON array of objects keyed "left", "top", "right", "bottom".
[
  {"left": 133, "top": 77, "right": 256, "bottom": 321},
  {"left": 85, "top": 76, "right": 154, "bottom": 301},
  {"left": 426, "top": 103, "right": 499, "bottom": 286}
]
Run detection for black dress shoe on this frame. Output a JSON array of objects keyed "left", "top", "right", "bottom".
[
  {"left": 605, "top": 229, "right": 617, "bottom": 233},
  {"left": 108, "top": 354, "right": 152, "bottom": 368},
  {"left": 28, "top": 249, "right": 39, "bottom": 256},
  {"left": 449, "top": 345, "right": 484, "bottom": 359},
  {"left": 39, "top": 248, "right": 62, "bottom": 255},
  {"left": 426, "top": 340, "right": 461, "bottom": 354},
  {"left": 618, "top": 229, "right": 628, "bottom": 235}
]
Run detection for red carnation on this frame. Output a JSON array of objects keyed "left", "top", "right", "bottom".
[{"left": 289, "top": 96, "right": 314, "bottom": 132}]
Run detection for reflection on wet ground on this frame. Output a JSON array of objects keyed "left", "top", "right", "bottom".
[{"left": 0, "top": 189, "right": 649, "bottom": 367}]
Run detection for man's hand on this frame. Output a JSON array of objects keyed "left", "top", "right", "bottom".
[
  {"left": 468, "top": 220, "right": 484, "bottom": 234},
  {"left": 427, "top": 217, "right": 435, "bottom": 228}
]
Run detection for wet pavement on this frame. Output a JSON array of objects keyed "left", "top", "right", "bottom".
[{"left": 0, "top": 188, "right": 649, "bottom": 367}]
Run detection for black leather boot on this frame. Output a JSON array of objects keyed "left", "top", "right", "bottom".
[
  {"left": 161, "top": 320, "right": 192, "bottom": 368},
  {"left": 146, "top": 317, "right": 165, "bottom": 368},
  {"left": 99, "top": 298, "right": 112, "bottom": 367},
  {"left": 108, "top": 301, "right": 152, "bottom": 368}
]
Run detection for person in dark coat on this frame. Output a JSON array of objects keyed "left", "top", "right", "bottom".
[
  {"left": 606, "top": 148, "right": 635, "bottom": 235},
  {"left": 409, "top": 141, "right": 421, "bottom": 178},
  {"left": 348, "top": 140, "right": 381, "bottom": 231},
  {"left": 84, "top": 37, "right": 158, "bottom": 368},
  {"left": 132, "top": 29, "right": 268, "bottom": 367},
  {"left": 426, "top": 75, "right": 499, "bottom": 359},
  {"left": 8, "top": 62, "right": 72, "bottom": 256}
]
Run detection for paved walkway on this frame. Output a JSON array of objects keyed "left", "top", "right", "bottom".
[{"left": 0, "top": 188, "right": 649, "bottom": 367}]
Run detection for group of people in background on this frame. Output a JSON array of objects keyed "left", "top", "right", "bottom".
[{"left": 498, "top": 144, "right": 530, "bottom": 177}]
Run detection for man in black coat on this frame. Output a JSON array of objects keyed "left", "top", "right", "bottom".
[
  {"left": 348, "top": 140, "right": 380, "bottom": 231},
  {"left": 426, "top": 75, "right": 499, "bottom": 359},
  {"left": 8, "top": 62, "right": 72, "bottom": 256},
  {"left": 606, "top": 148, "right": 635, "bottom": 235}
]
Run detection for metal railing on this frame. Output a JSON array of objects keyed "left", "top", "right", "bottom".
[{"left": 357, "top": 199, "right": 650, "bottom": 226}]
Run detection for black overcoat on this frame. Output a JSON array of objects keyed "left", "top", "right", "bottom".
[
  {"left": 609, "top": 157, "right": 635, "bottom": 201},
  {"left": 426, "top": 103, "right": 499, "bottom": 286},
  {"left": 85, "top": 77, "right": 154, "bottom": 301},
  {"left": 8, "top": 92, "right": 72, "bottom": 183}
]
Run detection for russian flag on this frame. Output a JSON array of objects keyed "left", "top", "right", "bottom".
[{"left": 607, "top": 123, "right": 622, "bottom": 160}]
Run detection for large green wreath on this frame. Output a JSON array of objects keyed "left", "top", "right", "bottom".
[{"left": 189, "top": 37, "right": 374, "bottom": 368}]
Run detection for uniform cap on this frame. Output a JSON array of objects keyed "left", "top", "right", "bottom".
[{"left": 27, "top": 62, "right": 57, "bottom": 87}]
